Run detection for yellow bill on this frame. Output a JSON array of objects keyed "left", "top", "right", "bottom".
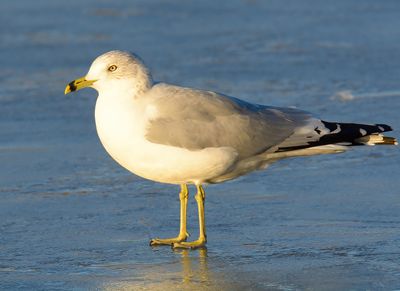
[{"left": 64, "top": 76, "right": 96, "bottom": 94}]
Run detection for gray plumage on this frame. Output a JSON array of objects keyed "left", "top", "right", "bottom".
[{"left": 145, "top": 83, "right": 313, "bottom": 158}]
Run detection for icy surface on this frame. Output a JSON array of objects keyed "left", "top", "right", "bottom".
[{"left": 1, "top": 0, "right": 400, "bottom": 290}]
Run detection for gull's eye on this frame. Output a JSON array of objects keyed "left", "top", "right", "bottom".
[{"left": 108, "top": 65, "right": 117, "bottom": 72}]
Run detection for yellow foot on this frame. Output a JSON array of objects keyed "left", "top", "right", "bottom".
[
  {"left": 150, "top": 234, "right": 188, "bottom": 246},
  {"left": 172, "top": 238, "right": 206, "bottom": 249}
]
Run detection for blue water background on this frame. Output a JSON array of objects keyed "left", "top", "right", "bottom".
[{"left": 1, "top": 1, "right": 400, "bottom": 289}]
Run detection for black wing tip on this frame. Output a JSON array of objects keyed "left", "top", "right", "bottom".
[
  {"left": 276, "top": 121, "right": 396, "bottom": 152},
  {"left": 322, "top": 120, "right": 394, "bottom": 133},
  {"left": 375, "top": 124, "right": 393, "bottom": 132}
]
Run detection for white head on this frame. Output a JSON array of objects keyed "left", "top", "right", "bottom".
[{"left": 65, "top": 50, "right": 153, "bottom": 97}]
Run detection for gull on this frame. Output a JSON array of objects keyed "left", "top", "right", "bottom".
[{"left": 65, "top": 50, "right": 397, "bottom": 249}]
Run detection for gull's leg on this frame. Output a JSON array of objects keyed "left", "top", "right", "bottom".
[
  {"left": 173, "top": 185, "right": 207, "bottom": 249},
  {"left": 150, "top": 184, "right": 189, "bottom": 246}
]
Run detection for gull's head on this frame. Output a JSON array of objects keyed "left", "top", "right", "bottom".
[{"left": 65, "top": 50, "right": 152, "bottom": 96}]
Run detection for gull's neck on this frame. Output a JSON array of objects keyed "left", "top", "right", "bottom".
[
  {"left": 96, "top": 78, "right": 152, "bottom": 100},
  {"left": 94, "top": 79, "right": 149, "bottom": 161}
]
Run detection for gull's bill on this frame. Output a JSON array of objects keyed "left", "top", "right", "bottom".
[{"left": 65, "top": 76, "right": 96, "bottom": 94}]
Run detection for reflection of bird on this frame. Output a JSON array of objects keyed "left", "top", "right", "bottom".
[
  {"left": 65, "top": 50, "right": 397, "bottom": 249},
  {"left": 179, "top": 248, "right": 209, "bottom": 284}
]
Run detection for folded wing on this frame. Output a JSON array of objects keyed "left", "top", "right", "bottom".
[{"left": 145, "top": 83, "right": 312, "bottom": 158}]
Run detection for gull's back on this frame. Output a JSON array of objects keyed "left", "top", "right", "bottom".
[{"left": 144, "top": 83, "right": 313, "bottom": 159}]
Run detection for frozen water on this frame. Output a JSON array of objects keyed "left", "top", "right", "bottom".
[{"left": 1, "top": 0, "right": 400, "bottom": 290}]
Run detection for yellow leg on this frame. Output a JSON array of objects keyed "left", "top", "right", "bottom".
[
  {"left": 150, "top": 184, "right": 189, "bottom": 246},
  {"left": 173, "top": 185, "right": 207, "bottom": 249}
]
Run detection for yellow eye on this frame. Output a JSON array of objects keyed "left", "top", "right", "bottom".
[{"left": 108, "top": 65, "right": 117, "bottom": 72}]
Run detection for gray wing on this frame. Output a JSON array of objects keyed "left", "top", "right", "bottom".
[{"left": 145, "top": 83, "right": 313, "bottom": 159}]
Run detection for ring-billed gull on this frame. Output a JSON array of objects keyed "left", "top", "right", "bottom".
[{"left": 65, "top": 50, "right": 397, "bottom": 249}]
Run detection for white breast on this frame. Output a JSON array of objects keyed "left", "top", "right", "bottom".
[{"left": 94, "top": 94, "right": 238, "bottom": 185}]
